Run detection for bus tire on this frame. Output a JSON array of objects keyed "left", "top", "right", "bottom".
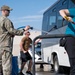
[{"left": 53, "top": 55, "right": 64, "bottom": 74}]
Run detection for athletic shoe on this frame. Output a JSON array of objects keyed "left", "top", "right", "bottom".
[
  {"left": 26, "top": 71, "right": 33, "bottom": 75},
  {"left": 19, "top": 72, "right": 24, "bottom": 75}
]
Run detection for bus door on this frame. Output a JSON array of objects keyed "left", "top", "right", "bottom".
[{"left": 42, "top": 6, "right": 57, "bottom": 63}]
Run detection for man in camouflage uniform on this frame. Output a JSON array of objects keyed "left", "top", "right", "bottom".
[{"left": 0, "top": 5, "right": 30, "bottom": 75}]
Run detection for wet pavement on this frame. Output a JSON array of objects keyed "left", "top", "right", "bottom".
[
  {"left": 22, "top": 64, "right": 66, "bottom": 75},
  {"left": 35, "top": 65, "right": 66, "bottom": 75},
  {"left": 17, "top": 59, "right": 67, "bottom": 75},
  {"left": 35, "top": 64, "right": 53, "bottom": 75}
]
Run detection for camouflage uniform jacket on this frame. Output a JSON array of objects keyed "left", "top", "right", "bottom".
[{"left": 0, "top": 15, "right": 24, "bottom": 52}]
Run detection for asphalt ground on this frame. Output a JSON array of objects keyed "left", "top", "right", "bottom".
[
  {"left": 17, "top": 59, "right": 68, "bottom": 75},
  {"left": 35, "top": 64, "right": 66, "bottom": 75}
]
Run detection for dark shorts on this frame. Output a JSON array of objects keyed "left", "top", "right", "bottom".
[
  {"left": 64, "top": 37, "right": 75, "bottom": 58},
  {"left": 20, "top": 51, "right": 32, "bottom": 62}
]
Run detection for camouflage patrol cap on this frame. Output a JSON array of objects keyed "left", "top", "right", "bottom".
[{"left": 0, "top": 5, "right": 13, "bottom": 11}]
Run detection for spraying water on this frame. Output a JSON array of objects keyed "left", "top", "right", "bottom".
[
  {"left": 17, "top": 26, "right": 49, "bottom": 34},
  {"left": 32, "top": 27, "right": 49, "bottom": 34}
]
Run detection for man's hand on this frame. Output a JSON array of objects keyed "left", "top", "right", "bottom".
[
  {"left": 24, "top": 25, "right": 30, "bottom": 31},
  {"left": 64, "top": 16, "right": 73, "bottom": 23}
]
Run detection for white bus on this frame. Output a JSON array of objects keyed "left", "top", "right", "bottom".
[{"left": 41, "top": 0, "right": 75, "bottom": 74}]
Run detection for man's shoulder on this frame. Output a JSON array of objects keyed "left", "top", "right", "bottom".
[
  {"left": 21, "top": 36, "right": 27, "bottom": 41},
  {"left": 0, "top": 16, "right": 6, "bottom": 21},
  {"left": 4, "top": 17, "right": 11, "bottom": 22},
  {"left": 23, "top": 36, "right": 27, "bottom": 39},
  {"left": 68, "top": 8, "right": 75, "bottom": 12},
  {"left": 0, "top": 16, "right": 10, "bottom": 22}
]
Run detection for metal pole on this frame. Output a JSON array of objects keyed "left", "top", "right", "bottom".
[
  {"left": 32, "top": 34, "right": 73, "bottom": 75},
  {"left": 32, "top": 39, "right": 36, "bottom": 75}
]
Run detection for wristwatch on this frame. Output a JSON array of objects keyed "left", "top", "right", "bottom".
[{"left": 64, "top": 16, "right": 69, "bottom": 21}]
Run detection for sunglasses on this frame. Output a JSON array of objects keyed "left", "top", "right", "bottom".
[
  {"left": 6, "top": 10, "right": 10, "bottom": 12},
  {"left": 27, "top": 32, "right": 30, "bottom": 33},
  {"left": 3, "top": 9, "right": 10, "bottom": 12},
  {"left": 25, "top": 32, "right": 30, "bottom": 35}
]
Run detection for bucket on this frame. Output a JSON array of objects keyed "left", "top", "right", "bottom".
[{"left": 12, "top": 56, "right": 18, "bottom": 75}]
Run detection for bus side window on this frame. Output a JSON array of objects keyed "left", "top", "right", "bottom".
[
  {"left": 57, "top": 15, "right": 68, "bottom": 28},
  {"left": 35, "top": 43, "right": 41, "bottom": 48},
  {"left": 57, "top": 16, "right": 63, "bottom": 28},
  {"left": 49, "top": 16, "right": 56, "bottom": 26}
]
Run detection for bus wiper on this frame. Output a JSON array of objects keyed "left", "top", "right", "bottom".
[{"left": 48, "top": 25, "right": 57, "bottom": 32}]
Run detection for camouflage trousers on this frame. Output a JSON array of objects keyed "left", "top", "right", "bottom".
[
  {"left": 2, "top": 50, "right": 12, "bottom": 75},
  {"left": 0, "top": 52, "right": 2, "bottom": 74}
]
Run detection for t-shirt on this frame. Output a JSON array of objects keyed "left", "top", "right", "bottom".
[
  {"left": 21, "top": 37, "right": 32, "bottom": 51},
  {"left": 65, "top": 8, "right": 75, "bottom": 36}
]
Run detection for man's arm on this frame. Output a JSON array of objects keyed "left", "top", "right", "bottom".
[
  {"left": 35, "top": 39, "right": 41, "bottom": 45},
  {"left": 59, "top": 9, "right": 69, "bottom": 18},
  {"left": 20, "top": 41, "right": 24, "bottom": 51},
  {"left": 59, "top": 9, "right": 73, "bottom": 23},
  {"left": 4, "top": 19, "right": 30, "bottom": 36}
]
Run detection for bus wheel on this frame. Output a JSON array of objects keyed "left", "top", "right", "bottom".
[{"left": 53, "top": 55, "right": 64, "bottom": 74}]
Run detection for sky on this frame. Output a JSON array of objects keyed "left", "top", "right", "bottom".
[{"left": 0, "top": 0, "right": 57, "bottom": 30}]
